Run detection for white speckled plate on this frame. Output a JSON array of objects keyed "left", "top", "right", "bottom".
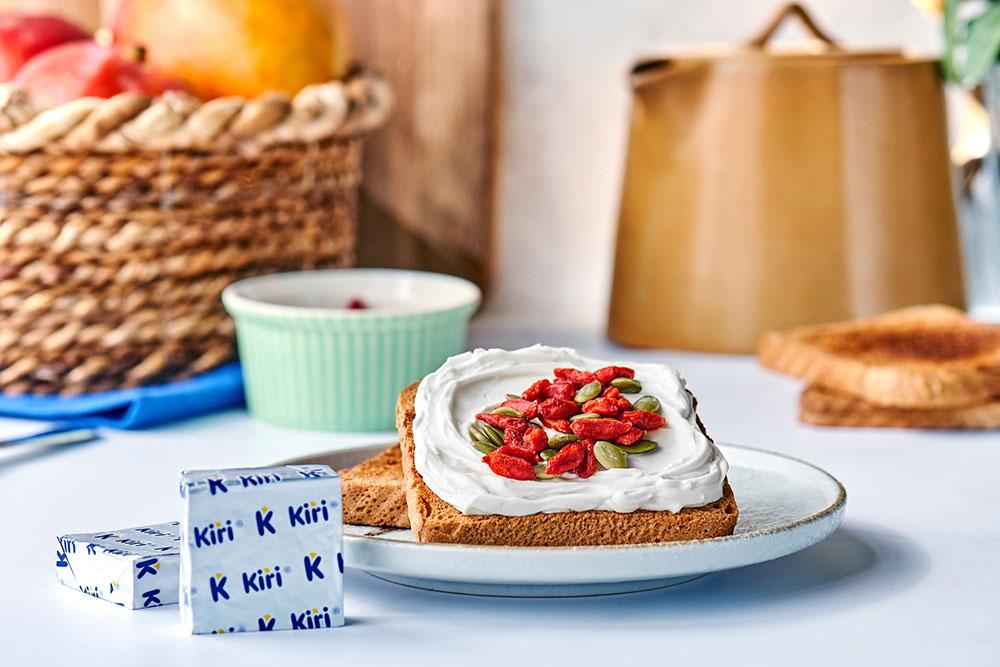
[{"left": 285, "top": 443, "right": 846, "bottom": 597}]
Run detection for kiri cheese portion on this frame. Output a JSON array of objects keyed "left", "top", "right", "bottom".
[
  {"left": 179, "top": 464, "right": 344, "bottom": 635},
  {"left": 55, "top": 522, "right": 181, "bottom": 609}
]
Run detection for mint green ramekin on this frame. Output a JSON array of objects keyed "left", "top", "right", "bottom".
[{"left": 222, "top": 269, "right": 480, "bottom": 432}]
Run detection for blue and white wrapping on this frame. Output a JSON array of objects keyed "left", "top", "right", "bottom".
[
  {"left": 55, "top": 522, "right": 180, "bottom": 609},
  {"left": 179, "top": 464, "right": 344, "bottom": 635}
]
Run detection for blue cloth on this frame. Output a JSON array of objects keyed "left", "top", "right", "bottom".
[{"left": 0, "top": 363, "right": 245, "bottom": 429}]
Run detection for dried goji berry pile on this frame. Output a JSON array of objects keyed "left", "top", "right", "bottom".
[{"left": 467, "top": 365, "right": 667, "bottom": 481}]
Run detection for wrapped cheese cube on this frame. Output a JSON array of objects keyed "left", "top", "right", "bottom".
[
  {"left": 179, "top": 464, "right": 344, "bottom": 635},
  {"left": 55, "top": 522, "right": 181, "bottom": 609}
]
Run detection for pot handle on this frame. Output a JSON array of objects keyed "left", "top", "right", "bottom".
[{"left": 746, "top": 3, "right": 841, "bottom": 50}]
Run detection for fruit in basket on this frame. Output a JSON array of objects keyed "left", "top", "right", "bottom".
[
  {"left": 112, "top": 0, "right": 354, "bottom": 99},
  {"left": 13, "top": 39, "right": 185, "bottom": 107},
  {"left": 0, "top": 14, "right": 91, "bottom": 80}
]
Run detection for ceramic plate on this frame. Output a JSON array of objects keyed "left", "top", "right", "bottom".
[{"left": 284, "top": 443, "right": 846, "bottom": 597}]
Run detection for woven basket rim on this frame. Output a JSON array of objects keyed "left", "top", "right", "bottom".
[{"left": 0, "top": 68, "right": 392, "bottom": 156}]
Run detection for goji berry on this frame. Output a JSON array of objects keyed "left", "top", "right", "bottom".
[
  {"left": 483, "top": 450, "right": 536, "bottom": 480},
  {"left": 521, "top": 379, "right": 550, "bottom": 401},
  {"left": 616, "top": 425, "right": 644, "bottom": 445},
  {"left": 575, "top": 445, "right": 598, "bottom": 478},
  {"left": 522, "top": 426, "right": 548, "bottom": 452},
  {"left": 545, "top": 381, "right": 577, "bottom": 401},
  {"left": 554, "top": 368, "right": 596, "bottom": 387},
  {"left": 541, "top": 417, "right": 572, "bottom": 433},
  {"left": 621, "top": 410, "right": 666, "bottom": 431},
  {"left": 477, "top": 413, "right": 529, "bottom": 432},
  {"left": 617, "top": 397, "right": 633, "bottom": 412},
  {"left": 538, "top": 397, "right": 578, "bottom": 420},
  {"left": 571, "top": 418, "right": 631, "bottom": 440},
  {"left": 545, "top": 442, "right": 585, "bottom": 475},
  {"left": 602, "top": 386, "right": 621, "bottom": 400},
  {"left": 498, "top": 445, "right": 539, "bottom": 463},
  {"left": 581, "top": 397, "right": 621, "bottom": 417},
  {"left": 594, "top": 366, "right": 635, "bottom": 384},
  {"left": 501, "top": 398, "right": 539, "bottom": 419},
  {"left": 503, "top": 428, "right": 525, "bottom": 447}
]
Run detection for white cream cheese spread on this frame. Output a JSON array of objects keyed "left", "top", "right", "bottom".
[{"left": 412, "top": 345, "right": 729, "bottom": 516}]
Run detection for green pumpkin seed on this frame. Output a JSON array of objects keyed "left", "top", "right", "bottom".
[
  {"left": 547, "top": 433, "right": 578, "bottom": 449},
  {"left": 478, "top": 422, "right": 505, "bottom": 446},
  {"left": 472, "top": 441, "right": 497, "bottom": 455},
  {"left": 533, "top": 464, "right": 558, "bottom": 480},
  {"left": 574, "top": 380, "right": 602, "bottom": 403},
  {"left": 632, "top": 395, "right": 661, "bottom": 414},
  {"left": 569, "top": 412, "right": 600, "bottom": 423},
  {"left": 491, "top": 406, "right": 523, "bottom": 418},
  {"left": 469, "top": 424, "right": 490, "bottom": 444},
  {"left": 620, "top": 440, "right": 658, "bottom": 454},
  {"left": 611, "top": 377, "right": 642, "bottom": 393},
  {"left": 539, "top": 448, "right": 559, "bottom": 460},
  {"left": 505, "top": 393, "right": 521, "bottom": 400},
  {"left": 594, "top": 441, "right": 628, "bottom": 469}
]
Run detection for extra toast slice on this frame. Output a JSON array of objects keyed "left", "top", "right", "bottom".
[
  {"left": 339, "top": 446, "right": 410, "bottom": 528},
  {"left": 396, "top": 382, "right": 738, "bottom": 547},
  {"left": 758, "top": 305, "right": 1000, "bottom": 408},
  {"left": 800, "top": 384, "right": 1000, "bottom": 430}
]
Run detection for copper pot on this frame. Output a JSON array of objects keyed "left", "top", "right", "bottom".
[{"left": 608, "top": 4, "right": 963, "bottom": 353}]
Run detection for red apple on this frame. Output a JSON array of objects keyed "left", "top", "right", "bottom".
[
  {"left": 13, "top": 40, "right": 185, "bottom": 107},
  {"left": 0, "top": 14, "right": 91, "bottom": 81}
]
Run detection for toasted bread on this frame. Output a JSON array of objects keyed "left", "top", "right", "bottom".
[
  {"left": 339, "top": 446, "right": 410, "bottom": 528},
  {"left": 800, "top": 384, "right": 1000, "bottom": 430},
  {"left": 758, "top": 305, "right": 1000, "bottom": 408},
  {"left": 396, "top": 382, "right": 738, "bottom": 547}
]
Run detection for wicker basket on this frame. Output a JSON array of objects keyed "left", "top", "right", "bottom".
[{"left": 0, "top": 70, "right": 391, "bottom": 395}]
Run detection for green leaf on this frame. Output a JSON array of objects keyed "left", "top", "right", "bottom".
[
  {"left": 962, "top": 8, "right": 1000, "bottom": 85},
  {"left": 943, "top": 0, "right": 1000, "bottom": 86}
]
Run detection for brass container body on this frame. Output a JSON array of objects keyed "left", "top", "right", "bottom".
[{"left": 609, "top": 50, "right": 963, "bottom": 352}]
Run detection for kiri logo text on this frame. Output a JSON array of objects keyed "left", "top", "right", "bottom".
[
  {"left": 207, "top": 478, "right": 228, "bottom": 495},
  {"left": 135, "top": 558, "right": 160, "bottom": 579},
  {"left": 209, "top": 573, "right": 229, "bottom": 602},
  {"left": 240, "top": 473, "right": 281, "bottom": 488},
  {"left": 290, "top": 606, "right": 333, "bottom": 630},
  {"left": 288, "top": 499, "right": 333, "bottom": 528},
  {"left": 242, "top": 565, "right": 283, "bottom": 595},
  {"left": 193, "top": 520, "right": 235, "bottom": 548},
  {"left": 255, "top": 506, "right": 275, "bottom": 536},
  {"left": 303, "top": 553, "right": 324, "bottom": 581}
]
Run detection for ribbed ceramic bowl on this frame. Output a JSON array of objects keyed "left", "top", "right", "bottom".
[{"left": 222, "top": 269, "right": 480, "bottom": 431}]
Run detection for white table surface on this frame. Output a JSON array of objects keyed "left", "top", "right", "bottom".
[{"left": 2, "top": 325, "right": 998, "bottom": 666}]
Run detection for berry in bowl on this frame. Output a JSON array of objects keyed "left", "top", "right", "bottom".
[{"left": 222, "top": 269, "right": 481, "bottom": 431}]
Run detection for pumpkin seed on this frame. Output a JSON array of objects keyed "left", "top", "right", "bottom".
[
  {"left": 472, "top": 441, "right": 497, "bottom": 455},
  {"left": 491, "top": 406, "right": 523, "bottom": 418},
  {"left": 533, "top": 464, "right": 558, "bottom": 480},
  {"left": 594, "top": 441, "right": 628, "bottom": 469},
  {"left": 574, "top": 380, "right": 602, "bottom": 402},
  {"left": 632, "top": 395, "right": 661, "bottom": 414},
  {"left": 611, "top": 377, "right": 642, "bottom": 393},
  {"left": 620, "top": 440, "right": 658, "bottom": 454},
  {"left": 478, "top": 422, "right": 505, "bottom": 446},
  {"left": 569, "top": 412, "right": 600, "bottom": 423},
  {"left": 505, "top": 393, "right": 521, "bottom": 400},
  {"left": 547, "top": 433, "right": 578, "bottom": 449},
  {"left": 469, "top": 424, "right": 491, "bottom": 444},
  {"left": 539, "top": 448, "right": 559, "bottom": 460}
]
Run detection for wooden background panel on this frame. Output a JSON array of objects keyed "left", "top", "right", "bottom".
[{"left": 339, "top": 0, "right": 500, "bottom": 286}]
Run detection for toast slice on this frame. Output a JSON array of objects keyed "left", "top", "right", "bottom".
[
  {"left": 758, "top": 305, "right": 1000, "bottom": 408},
  {"left": 396, "top": 382, "right": 738, "bottom": 547},
  {"left": 800, "top": 384, "right": 1000, "bottom": 430},
  {"left": 339, "top": 446, "right": 410, "bottom": 528}
]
